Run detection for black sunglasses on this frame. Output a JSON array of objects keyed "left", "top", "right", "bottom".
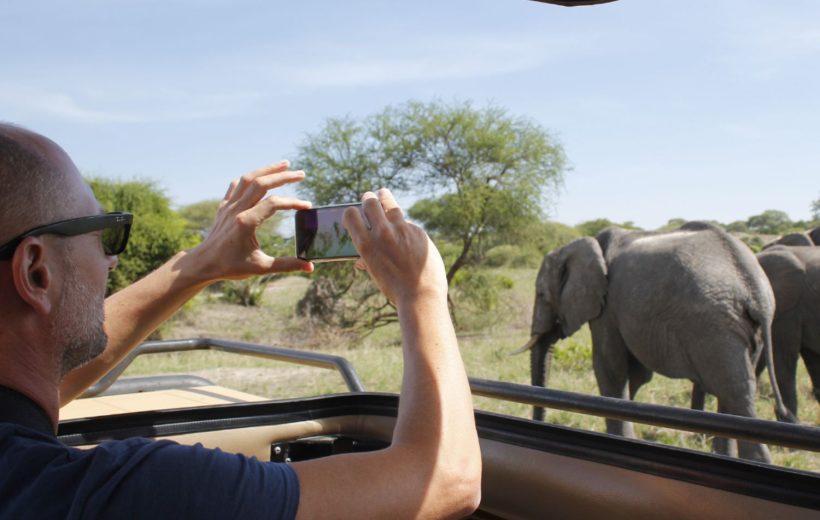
[{"left": 0, "top": 212, "right": 133, "bottom": 261}]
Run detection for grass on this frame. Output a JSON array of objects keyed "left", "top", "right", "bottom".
[{"left": 122, "top": 269, "right": 820, "bottom": 472}]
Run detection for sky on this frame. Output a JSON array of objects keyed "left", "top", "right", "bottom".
[{"left": 2, "top": 0, "right": 819, "bottom": 230}]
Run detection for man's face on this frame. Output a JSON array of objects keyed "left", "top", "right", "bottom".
[
  {"left": 38, "top": 142, "right": 116, "bottom": 378},
  {"left": 56, "top": 259, "right": 107, "bottom": 377}
]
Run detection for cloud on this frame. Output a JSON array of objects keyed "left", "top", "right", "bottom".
[
  {"left": 0, "top": 83, "right": 263, "bottom": 123},
  {"left": 237, "top": 32, "right": 599, "bottom": 89}
]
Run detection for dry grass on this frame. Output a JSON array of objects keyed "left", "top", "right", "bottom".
[{"left": 123, "top": 269, "right": 820, "bottom": 472}]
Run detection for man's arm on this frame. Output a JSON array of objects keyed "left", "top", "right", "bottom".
[
  {"left": 291, "top": 189, "right": 482, "bottom": 519},
  {"left": 59, "top": 162, "right": 313, "bottom": 405}
]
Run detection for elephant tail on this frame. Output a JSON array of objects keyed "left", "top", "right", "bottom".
[{"left": 762, "top": 324, "right": 797, "bottom": 423}]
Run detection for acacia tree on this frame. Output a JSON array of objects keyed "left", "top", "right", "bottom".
[
  {"left": 294, "top": 109, "right": 418, "bottom": 328},
  {"left": 403, "top": 101, "right": 566, "bottom": 285},
  {"left": 294, "top": 100, "right": 567, "bottom": 329}
]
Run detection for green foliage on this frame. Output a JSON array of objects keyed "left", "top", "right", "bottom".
[
  {"left": 178, "top": 199, "right": 220, "bottom": 237},
  {"left": 739, "top": 235, "right": 765, "bottom": 253},
  {"left": 657, "top": 218, "right": 687, "bottom": 231},
  {"left": 485, "top": 245, "right": 535, "bottom": 268},
  {"left": 576, "top": 218, "right": 640, "bottom": 237},
  {"left": 295, "top": 100, "right": 567, "bottom": 331},
  {"left": 177, "top": 199, "right": 291, "bottom": 306},
  {"left": 295, "top": 263, "right": 397, "bottom": 330},
  {"left": 88, "top": 177, "right": 198, "bottom": 293},
  {"left": 811, "top": 195, "right": 820, "bottom": 221},
  {"left": 220, "top": 275, "right": 278, "bottom": 307},
  {"left": 746, "top": 209, "right": 793, "bottom": 235},
  {"left": 403, "top": 100, "right": 566, "bottom": 284},
  {"left": 295, "top": 110, "right": 415, "bottom": 205},
  {"left": 725, "top": 220, "right": 749, "bottom": 233}
]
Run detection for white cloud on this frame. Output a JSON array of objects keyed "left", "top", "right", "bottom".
[
  {"left": 0, "top": 83, "right": 263, "bottom": 123},
  {"left": 235, "top": 32, "right": 599, "bottom": 89}
]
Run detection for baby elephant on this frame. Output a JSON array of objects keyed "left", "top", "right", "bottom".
[{"left": 520, "top": 222, "right": 792, "bottom": 462}]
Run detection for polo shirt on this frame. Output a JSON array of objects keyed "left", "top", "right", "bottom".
[{"left": 0, "top": 386, "right": 300, "bottom": 519}]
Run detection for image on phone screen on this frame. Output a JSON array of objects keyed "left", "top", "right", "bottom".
[{"left": 295, "top": 203, "right": 361, "bottom": 262}]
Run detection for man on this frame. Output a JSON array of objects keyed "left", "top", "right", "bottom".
[{"left": 0, "top": 123, "right": 481, "bottom": 518}]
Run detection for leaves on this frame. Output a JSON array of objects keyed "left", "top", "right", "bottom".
[{"left": 88, "top": 178, "right": 198, "bottom": 294}]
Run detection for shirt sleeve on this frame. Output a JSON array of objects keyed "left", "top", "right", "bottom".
[{"left": 71, "top": 437, "right": 300, "bottom": 520}]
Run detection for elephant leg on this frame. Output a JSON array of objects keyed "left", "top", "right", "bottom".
[
  {"left": 711, "top": 402, "right": 738, "bottom": 458},
  {"left": 691, "top": 383, "right": 705, "bottom": 411},
  {"left": 772, "top": 317, "right": 801, "bottom": 420},
  {"left": 628, "top": 354, "right": 652, "bottom": 401},
  {"left": 590, "top": 320, "right": 635, "bottom": 437},
  {"left": 715, "top": 384, "right": 772, "bottom": 463},
  {"left": 801, "top": 348, "right": 820, "bottom": 405}
]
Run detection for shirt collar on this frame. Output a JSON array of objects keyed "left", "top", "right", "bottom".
[{"left": 0, "top": 385, "right": 55, "bottom": 435}]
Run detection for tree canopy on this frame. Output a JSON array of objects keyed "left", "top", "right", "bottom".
[
  {"left": 746, "top": 209, "right": 794, "bottom": 235},
  {"left": 294, "top": 100, "right": 568, "bottom": 328}
]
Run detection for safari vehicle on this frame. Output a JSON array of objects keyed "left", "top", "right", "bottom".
[
  {"left": 60, "top": 337, "right": 820, "bottom": 520},
  {"left": 55, "top": 0, "right": 820, "bottom": 518}
]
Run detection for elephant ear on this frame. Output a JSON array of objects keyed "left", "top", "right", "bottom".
[
  {"left": 556, "top": 237, "right": 608, "bottom": 336},
  {"left": 757, "top": 248, "right": 804, "bottom": 314}
]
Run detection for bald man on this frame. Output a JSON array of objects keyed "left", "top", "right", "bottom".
[{"left": 0, "top": 124, "right": 481, "bottom": 519}]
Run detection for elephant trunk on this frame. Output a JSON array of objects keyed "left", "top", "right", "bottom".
[
  {"left": 514, "top": 328, "right": 564, "bottom": 421},
  {"left": 531, "top": 336, "right": 555, "bottom": 422}
]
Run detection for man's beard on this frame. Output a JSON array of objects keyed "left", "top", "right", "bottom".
[{"left": 57, "top": 265, "right": 108, "bottom": 379}]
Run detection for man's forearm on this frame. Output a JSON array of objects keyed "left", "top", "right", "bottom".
[
  {"left": 59, "top": 250, "right": 210, "bottom": 405},
  {"left": 392, "top": 294, "right": 482, "bottom": 514}
]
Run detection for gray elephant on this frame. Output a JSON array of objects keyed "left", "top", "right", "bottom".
[
  {"left": 763, "top": 232, "right": 814, "bottom": 249},
  {"left": 755, "top": 245, "right": 820, "bottom": 419},
  {"left": 519, "top": 222, "right": 792, "bottom": 462},
  {"left": 810, "top": 227, "right": 820, "bottom": 245}
]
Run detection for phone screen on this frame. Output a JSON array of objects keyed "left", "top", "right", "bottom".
[{"left": 295, "top": 203, "right": 361, "bottom": 261}]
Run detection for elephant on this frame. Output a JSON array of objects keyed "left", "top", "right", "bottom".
[
  {"left": 810, "top": 227, "right": 820, "bottom": 246},
  {"left": 518, "top": 221, "right": 792, "bottom": 462},
  {"left": 763, "top": 232, "right": 814, "bottom": 249},
  {"left": 755, "top": 245, "right": 820, "bottom": 419}
]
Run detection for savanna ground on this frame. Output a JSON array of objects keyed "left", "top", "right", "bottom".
[{"left": 122, "top": 267, "right": 819, "bottom": 472}]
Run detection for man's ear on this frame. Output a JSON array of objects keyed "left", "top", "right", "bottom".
[{"left": 11, "top": 237, "right": 54, "bottom": 315}]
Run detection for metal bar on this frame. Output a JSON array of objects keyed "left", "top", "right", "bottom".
[
  {"left": 81, "top": 338, "right": 366, "bottom": 398},
  {"left": 469, "top": 378, "right": 820, "bottom": 452}
]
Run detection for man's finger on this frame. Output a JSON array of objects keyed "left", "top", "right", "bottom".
[
  {"left": 242, "top": 196, "right": 312, "bottom": 226},
  {"left": 232, "top": 170, "right": 306, "bottom": 210},
  {"left": 343, "top": 205, "right": 370, "bottom": 249},
  {"left": 361, "top": 191, "right": 388, "bottom": 230},
  {"left": 377, "top": 188, "right": 404, "bottom": 222},
  {"left": 229, "top": 160, "right": 291, "bottom": 202},
  {"left": 266, "top": 256, "right": 314, "bottom": 274}
]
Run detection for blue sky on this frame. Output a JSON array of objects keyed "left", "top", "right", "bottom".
[{"left": 2, "top": 0, "right": 818, "bottom": 229}]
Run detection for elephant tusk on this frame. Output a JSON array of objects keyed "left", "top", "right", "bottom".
[{"left": 510, "top": 335, "right": 542, "bottom": 356}]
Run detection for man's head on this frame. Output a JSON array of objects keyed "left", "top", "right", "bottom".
[{"left": 0, "top": 123, "right": 115, "bottom": 377}]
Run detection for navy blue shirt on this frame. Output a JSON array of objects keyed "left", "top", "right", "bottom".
[{"left": 0, "top": 386, "right": 300, "bottom": 519}]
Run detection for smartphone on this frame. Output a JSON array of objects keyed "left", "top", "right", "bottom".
[{"left": 295, "top": 202, "right": 362, "bottom": 262}]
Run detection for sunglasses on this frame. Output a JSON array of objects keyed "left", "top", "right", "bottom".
[{"left": 0, "top": 212, "right": 133, "bottom": 261}]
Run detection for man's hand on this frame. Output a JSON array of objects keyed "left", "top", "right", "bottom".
[
  {"left": 187, "top": 160, "right": 314, "bottom": 283},
  {"left": 343, "top": 189, "right": 447, "bottom": 308},
  {"left": 59, "top": 161, "right": 314, "bottom": 405}
]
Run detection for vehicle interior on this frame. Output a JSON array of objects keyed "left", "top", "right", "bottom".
[
  {"left": 59, "top": 338, "right": 820, "bottom": 520},
  {"left": 44, "top": 0, "right": 820, "bottom": 518}
]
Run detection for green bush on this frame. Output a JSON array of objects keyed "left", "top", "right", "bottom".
[
  {"left": 485, "top": 244, "right": 542, "bottom": 269},
  {"left": 89, "top": 177, "right": 199, "bottom": 293}
]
